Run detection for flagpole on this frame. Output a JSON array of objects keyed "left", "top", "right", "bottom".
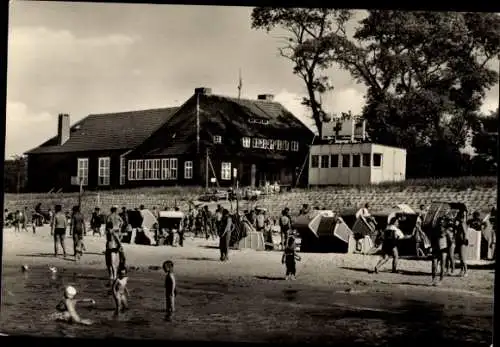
[
  {"left": 196, "top": 92, "right": 200, "bottom": 154},
  {"left": 238, "top": 68, "right": 242, "bottom": 100}
]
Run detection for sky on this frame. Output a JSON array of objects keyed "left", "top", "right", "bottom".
[{"left": 6, "top": 2, "right": 499, "bottom": 158}]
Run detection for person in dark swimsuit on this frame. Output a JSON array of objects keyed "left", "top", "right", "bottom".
[
  {"left": 71, "top": 205, "right": 86, "bottom": 261},
  {"left": 105, "top": 206, "right": 123, "bottom": 285},
  {"left": 51, "top": 204, "right": 68, "bottom": 258}
]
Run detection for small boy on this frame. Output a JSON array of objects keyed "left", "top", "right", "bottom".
[
  {"left": 282, "top": 237, "right": 301, "bottom": 280},
  {"left": 54, "top": 285, "right": 94, "bottom": 325},
  {"left": 162, "top": 260, "right": 177, "bottom": 321},
  {"left": 112, "top": 267, "right": 130, "bottom": 316}
]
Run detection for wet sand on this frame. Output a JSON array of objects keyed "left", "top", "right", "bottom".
[{"left": 1, "top": 228, "right": 494, "bottom": 345}]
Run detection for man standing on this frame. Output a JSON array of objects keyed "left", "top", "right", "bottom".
[
  {"left": 105, "top": 206, "right": 124, "bottom": 285},
  {"left": 119, "top": 207, "right": 130, "bottom": 242},
  {"left": 52, "top": 204, "right": 68, "bottom": 258},
  {"left": 279, "top": 208, "right": 292, "bottom": 250},
  {"left": 71, "top": 205, "right": 86, "bottom": 261},
  {"left": 218, "top": 209, "right": 233, "bottom": 261},
  {"left": 91, "top": 207, "right": 103, "bottom": 236}
]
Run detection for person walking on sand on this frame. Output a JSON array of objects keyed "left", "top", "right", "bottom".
[
  {"left": 105, "top": 206, "right": 124, "bottom": 285},
  {"left": 430, "top": 216, "right": 450, "bottom": 286},
  {"left": 91, "top": 207, "right": 103, "bottom": 236},
  {"left": 374, "top": 217, "right": 415, "bottom": 274},
  {"left": 282, "top": 236, "right": 301, "bottom": 280},
  {"left": 51, "top": 204, "right": 68, "bottom": 258},
  {"left": 71, "top": 205, "right": 86, "bottom": 261},
  {"left": 218, "top": 209, "right": 233, "bottom": 261},
  {"left": 279, "top": 208, "right": 291, "bottom": 250},
  {"left": 453, "top": 210, "right": 469, "bottom": 277}
]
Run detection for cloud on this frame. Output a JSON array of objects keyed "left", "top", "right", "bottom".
[{"left": 5, "top": 101, "right": 55, "bottom": 158}]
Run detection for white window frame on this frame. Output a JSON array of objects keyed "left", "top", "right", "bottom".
[
  {"left": 221, "top": 162, "right": 231, "bottom": 180},
  {"left": 268, "top": 139, "right": 275, "bottom": 150},
  {"left": 120, "top": 157, "right": 126, "bottom": 185},
  {"left": 242, "top": 137, "right": 251, "bottom": 148},
  {"left": 144, "top": 159, "right": 153, "bottom": 180},
  {"left": 252, "top": 138, "right": 258, "bottom": 148},
  {"left": 283, "top": 141, "right": 290, "bottom": 151},
  {"left": 373, "top": 153, "right": 383, "bottom": 168},
  {"left": 170, "top": 158, "right": 178, "bottom": 180},
  {"left": 98, "top": 157, "right": 110, "bottom": 186},
  {"left": 213, "top": 135, "right": 222, "bottom": 144},
  {"left": 291, "top": 141, "right": 299, "bottom": 152},
  {"left": 136, "top": 160, "right": 144, "bottom": 180},
  {"left": 262, "top": 139, "right": 269, "bottom": 149},
  {"left": 128, "top": 160, "right": 137, "bottom": 180},
  {"left": 77, "top": 158, "right": 89, "bottom": 186},
  {"left": 184, "top": 161, "right": 193, "bottom": 179},
  {"left": 152, "top": 159, "right": 161, "bottom": 180},
  {"left": 161, "top": 158, "right": 170, "bottom": 180},
  {"left": 276, "top": 140, "right": 283, "bottom": 150}
]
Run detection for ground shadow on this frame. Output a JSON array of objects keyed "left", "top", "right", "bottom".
[
  {"left": 199, "top": 245, "right": 219, "bottom": 249},
  {"left": 339, "top": 267, "right": 429, "bottom": 277},
  {"left": 339, "top": 266, "right": 373, "bottom": 274},
  {"left": 397, "top": 269, "right": 429, "bottom": 277},
  {"left": 255, "top": 275, "right": 285, "bottom": 281},
  {"left": 467, "top": 262, "right": 496, "bottom": 270},
  {"left": 83, "top": 252, "right": 105, "bottom": 256},
  {"left": 184, "top": 257, "right": 218, "bottom": 262},
  {"left": 16, "top": 253, "right": 75, "bottom": 262}
]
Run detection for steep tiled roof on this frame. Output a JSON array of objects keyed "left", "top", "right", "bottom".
[
  {"left": 26, "top": 107, "right": 179, "bottom": 154},
  {"left": 133, "top": 93, "right": 314, "bottom": 158}
]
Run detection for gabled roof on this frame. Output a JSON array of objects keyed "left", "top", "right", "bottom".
[
  {"left": 26, "top": 107, "right": 179, "bottom": 154},
  {"left": 134, "top": 93, "right": 314, "bottom": 157}
]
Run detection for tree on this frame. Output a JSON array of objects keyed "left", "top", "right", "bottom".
[
  {"left": 471, "top": 108, "right": 498, "bottom": 175},
  {"left": 296, "top": 11, "right": 500, "bottom": 176},
  {"left": 251, "top": 8, "right": 352, "bottom": 137}
]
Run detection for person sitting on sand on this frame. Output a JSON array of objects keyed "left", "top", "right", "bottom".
[
  {"left": 52, "top": 286, "right": 94, "bottom": 325},
  {"left": 112, "top": 267, "right": 130, "bottom": 316},
  {"left": 282, "top": 236, "right": 301, "bottom": 280}
]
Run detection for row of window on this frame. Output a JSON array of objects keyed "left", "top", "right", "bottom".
[
  {"left": 241, "top": 137, "right": 299, "bottom": 151},
  {"left": 76, "top": 157, "right": 235, "bottom": 185},
  {"left": 128, "top": 159, "right": 189, "bottom": 181},
  {"left": 311, "top": 153, "right": 383, "bottom": 169}
]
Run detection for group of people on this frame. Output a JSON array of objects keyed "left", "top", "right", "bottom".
[
  {"left": 370, "top": 204, "right": 496, "bottom": 286},
  {"left": 4, "top": 205, "right": 50, "bottom": 234}
]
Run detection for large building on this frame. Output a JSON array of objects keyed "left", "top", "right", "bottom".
[{"left": 25, "top": 87, "right": 315, "bottom": 192}]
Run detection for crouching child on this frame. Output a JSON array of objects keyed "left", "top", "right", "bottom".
[{"left": 53, "top": 285, "right": 94, "bottom": 325}]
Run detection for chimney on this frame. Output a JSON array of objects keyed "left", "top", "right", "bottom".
[
  {"left": 194, "top": 87, "right": 212, "bottom": 95},
  {"left": 57, "top": 113, "right": 70, "bottom": 146},
  {"left": 257, "top": 94, "right": 274, "bottom": 101}
]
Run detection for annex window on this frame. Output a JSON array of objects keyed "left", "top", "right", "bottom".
[
  {"left": 144, "top": 159, "right": 153, "bottom": 180},
  {"left": 128, "top": 160, "right": 136, "bottom": 180},
  {"left": 362, "top": 153, "right": 371, "bottom": 167},
  {"left": 242, "top": 137, "right": 251, "bottom": 148},
  {"left": 252, "top": 138, "right": 258, "bottom": 148},
  {"left": 320, "top": 155, "right": 329, "bottom": 168},
  {"left": 120, "top": 157, "right": 126, "bottom": 185},
  {"left": 276, "top": 140, "right": 283, "bottom": 150},
  {"left": 352, "top": 154, "right": 361, "bottom": 168},
  {"left": 283, "top": 141, "right": 290, "bottom": 151},
  {"left": 152, "top": 159, "right": 161, "bottom": 180},
  {"left": 136, "top": 160, "right": 144, "bottom": 180},
  {"left": 184, "top": 161, "right": 193, "bottom": 179},
  {"left": 311, "top": 155, "right": 319, "bottom": 168},
  {"left": 213, "top": 135, "right": 222, "bottom": 144},
  {"left": 77, "top": 158, "right": 89, "bottom": 186},
  {"left": 330, "top": 154, "right": 339, "bottom": 168},
  {"left": 341, "top": 154, "right": 350, "bottom": 168},
  {"left": 291, "top": 141, "right": 299, "bottom": 151},
  {"left": 98, "top": 157, "right": 110, "bottom": 186},
  {"left": 373, "top": 153, "right": 383, "bottom": 167},
  {"left": 170, "top": 158, "right": 178, "bottom": 179},
  {"left": 221, "top": 162, "right": 231, "bottom": 180}
]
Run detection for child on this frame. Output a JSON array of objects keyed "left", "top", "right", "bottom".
[
  {"left": 112, "top": 267, "right": 130, "bottom": 316},
  {"left": 53, "top": 285, "right": 94, "bottom": 325},
  {"left": 282, "top": 237, "right": 301, "bottom": 280},
  {"left": 162, "top": 260, "right": 177, "bottom": 321}
]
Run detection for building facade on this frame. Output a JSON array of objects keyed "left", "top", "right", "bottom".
[
  {"left": 308, "top": 143, "right": 407, "bottom": 186},
  {"left": 25, "top": 88, "right": 315, "bottom": 192}
]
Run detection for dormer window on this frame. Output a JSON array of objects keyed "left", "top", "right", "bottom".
[
  {"left": 242, "top": 137, "right": 251, "bottom": 148},
  {"left": 248, "top": 118, "right": 269, "bottom": 125},
  {"left": 291, "top": 141, "right": 299, "bottom": 151},
  {"left": 213, "top": 135, "right": 222, "bottom": 144}
]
